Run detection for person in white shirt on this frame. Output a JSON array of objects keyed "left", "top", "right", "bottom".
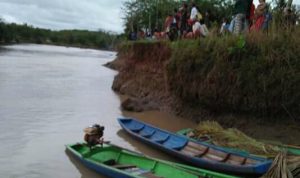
[
  {"left": 200, "top": 19, "right": 209, "bottom": 37},
  {"left": 192, "top": 19, "right": 209, "bottom": 38},
  {"left": 193, "top": 20, "right": 201, "bottom": 37},
  {"left": 190, "top": 3, "right": 199, "bottom": 21}
]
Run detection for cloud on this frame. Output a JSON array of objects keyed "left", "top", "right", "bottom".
[{"left": 0, "top": 0, "right": 126, "bottom": 33}]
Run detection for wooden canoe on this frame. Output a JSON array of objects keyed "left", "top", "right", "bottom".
[
  {"left": 66, "top": 143, "right": 239, "bottom": 178},
  {"left": 118, "top": 118, "right": 273, "bottom": 176}
]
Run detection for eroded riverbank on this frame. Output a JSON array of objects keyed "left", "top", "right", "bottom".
[{"left": 107, "top": 41, "right": 300, "bottom": 145}]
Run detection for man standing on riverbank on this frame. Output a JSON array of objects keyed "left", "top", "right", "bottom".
[{"left": 232, "top": 0, "right": 252, "bottom": 34}]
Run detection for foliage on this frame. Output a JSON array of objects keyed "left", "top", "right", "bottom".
[
  {"left": 0, "top": 22, "right": 124, "bottom": 49},
  {"left": 166, "top": 29, "right": 300, "bottom": 118},
  {"left": 271, "top": 0, "right": 300, "bottom": 28}
]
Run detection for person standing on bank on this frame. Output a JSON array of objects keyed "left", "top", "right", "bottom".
[{"left": 232, "top": 0, "right": 252, "bottom": 34}]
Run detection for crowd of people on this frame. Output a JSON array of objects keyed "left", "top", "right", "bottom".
[
  {"left": 128, "top": 0, "right": 297, "bottom": 41},
  {"left": 152, "top": 2, "right": 211, "bottom": 40}
]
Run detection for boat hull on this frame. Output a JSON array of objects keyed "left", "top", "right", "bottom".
[
  {"left": 118, "top": 118, "right": 272, "bottom": 176},
  {"left": 66, "top": 145, "right": 135, "bottom": 178},
  {"left": 66, "top": 143, "right": 239, "bottom": 178}
]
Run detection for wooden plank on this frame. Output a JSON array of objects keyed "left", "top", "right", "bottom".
[
  {"left": 203, "top": 154, "right": 224, "bottom": 162},
  {"left": 182, "top": 146, "right": 203, "bottom": 155},
  {"left": 180, "top": 145, "right": 210, "bottom": 157},
  {"left": 245, "top": 158, "right": 258, "bottom": 165},
  {"left": 112, "top": 164, "right": 137, "bottom": 169},
  {"left": 180, "top": 149, "right": 198, "bottom": 157},
  {"left": 186, "top": 142, "right": 208, "bottom": 152},
  {"left": 139, "top": 172, "right": 164, "bottom": 178},
  {"left": 226, "top": 154, "right": 247, "bottom": 165}
]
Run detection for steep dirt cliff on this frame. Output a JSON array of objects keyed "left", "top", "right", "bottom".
[
  {"left": 106, "top": 35, "right": 300, "bottom": 144},
  {"left": 107, "top": 41, "right": 172, "bottom": 112}
]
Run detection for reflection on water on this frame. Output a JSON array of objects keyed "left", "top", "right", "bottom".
[{"left": 0, "top": 44, "right": 195, "bottom": 178}]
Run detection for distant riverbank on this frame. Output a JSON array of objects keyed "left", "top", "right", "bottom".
[{"left": 0, "top": 22, "right": 124, "bottom": 50}]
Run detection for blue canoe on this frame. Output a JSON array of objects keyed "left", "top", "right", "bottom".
[{"left": 118, "top": 118, "right": 272, "bottom": 176}]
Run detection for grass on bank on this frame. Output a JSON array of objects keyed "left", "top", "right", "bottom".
[
  {"left": 167, "top": 29, "right": 299, "bottom": 118},
  {"left": 118, "top": 28, "right": 300, "bottom": 119}
]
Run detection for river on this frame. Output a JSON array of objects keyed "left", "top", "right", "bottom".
[{"left": 0, "top": 44, "right": 194, "bottom": 178}]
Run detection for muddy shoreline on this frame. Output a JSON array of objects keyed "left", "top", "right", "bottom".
[{"left": 105, "top": 43, "right": 300, "bottom": 145}]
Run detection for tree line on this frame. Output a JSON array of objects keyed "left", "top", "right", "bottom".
[
  {"left": 0, "top": 19, "right": 123, "bottom": 50},
  {"left": 122, "top": 0, "right": 299, "bottom": 34}
]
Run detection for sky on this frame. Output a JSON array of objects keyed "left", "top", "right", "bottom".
[
  {"left": 0, "top": 0, "right": 299, "bottom": 33},
  {"left": 0, "top": 0, "right": 126, "bottom": 33}
]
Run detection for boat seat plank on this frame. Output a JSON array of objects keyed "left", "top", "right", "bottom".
[
  {"left": 139, "top": 172, "right": 164, "bottom": 178},
  {"left": 182, "top": 146, "right": 203, "bottom": 155},
  {"left": 186, "top": 142, "right": 208, "bottom": 151},
  {"left": 139, "top": 127, "right": 156, "bottom": 138},
  {"left": 226, "top": 154, "right": 247, "bottom": 165},
  {"left": 163, "top": 136, "right": 187, "bottom": 150},
  {"left": 204, "top": 149, "right": 229, "bottom": 162},
  {"left": 182, "top": 142, "right": 209, "bottom": 156},
  {"left": 127, "top": 122, "right": 145, "bottom": 132},
  {"left": 150, "top": 132, "right": 170, "bottom": 143},
  {"left": 112, "top": 164, "right": 137, "bottom": 169},
  {"left": 203, "top": 154, "right": 226, "bottom": 162},
  {"left": 180, "top": 149, "right": 199, "bottom": 157},
  {"left": 245, "top": 158, "right": 258, "bottom": 165},
  {"left": 180, "top": 145, "right": 209, "bottom": 157}
]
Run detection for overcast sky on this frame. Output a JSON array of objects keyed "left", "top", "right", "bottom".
[
  {"left": 0, "top": 0, "right": 299, "bottom": 33},
  {"left": 0, "top": 0, "right": 126, "bottom": 33}
]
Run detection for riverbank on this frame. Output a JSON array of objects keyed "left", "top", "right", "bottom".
[
  {"left": 106, "top": 31, "right": 300, "bottom": 145},
  {"left": 0, "top": 22, "right": 123, "bottom": 50}
]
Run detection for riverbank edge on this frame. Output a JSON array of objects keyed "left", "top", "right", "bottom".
[
  {"left": 106, "top": 40, "right": 300, "bottom": 144},
  {"left": 0, "top": 42, "right": 115, "bottom": 51}
]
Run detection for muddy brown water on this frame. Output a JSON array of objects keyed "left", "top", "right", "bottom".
[{"left": 0, "top": 44, "right": 195, "bottom": 178}]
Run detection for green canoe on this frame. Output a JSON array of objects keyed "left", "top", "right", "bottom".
[
  {"left": 66, "top": 143, "right": 239, "bottom": 178},
  {"left": 177, "top": 128, "right": 300, "bottom": 156}
]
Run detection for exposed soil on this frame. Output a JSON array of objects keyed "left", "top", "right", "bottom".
[{"left": 105, "top": 42, "right": 300, "bottom": 145}]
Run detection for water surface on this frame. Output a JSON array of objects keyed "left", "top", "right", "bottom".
[{"left": 0, "top": 44, "right": 194, "bottom": 178}]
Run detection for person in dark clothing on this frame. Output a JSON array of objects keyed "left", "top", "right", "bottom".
[
  {"left": 174, "top": 8, "right": 181, "bottom": 29},
  {"left": 128, "top": 31, "right": 137, "bottom": 41},
  {"left": 204, "top": 10, "right": 211, "bottom": 28},
  {"left": 179, "top": 2, "right": 188, "bottom": 37},
  {"left": 284, "top": 8, "right": 296, "bottom": 30}
]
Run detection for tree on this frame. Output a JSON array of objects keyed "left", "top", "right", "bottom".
[{"left": 122, "top": 0, "right": 234, "bottom": 34}]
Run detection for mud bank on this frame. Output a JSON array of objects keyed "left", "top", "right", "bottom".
[{"left": 106, "top": 37, "right": 300, "bottom": 144}]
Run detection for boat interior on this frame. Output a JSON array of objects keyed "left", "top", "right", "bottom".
[
  {"left": 70, "top": 144, "right": 200, "bottom": 178},
  {"left": 121, "top": 119, "right": 260, "bottom": 166}
]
